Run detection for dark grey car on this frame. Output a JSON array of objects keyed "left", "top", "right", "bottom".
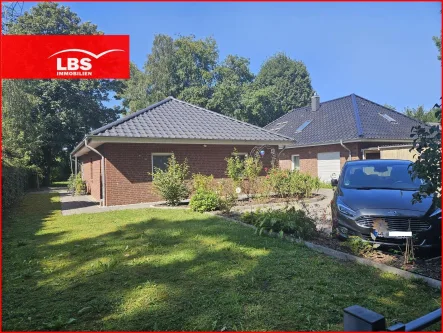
[{"left": 331, "top": 159, "right": 441, "bottom": 248}]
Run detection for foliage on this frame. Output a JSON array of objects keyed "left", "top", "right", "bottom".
[
  {"left": 2, "top": 160, "right": 29, "bottom": 210},
  {"left": 67, "top": 173, "right": 86, "bottom": 195},
  {"left": 242, "top": 52, "right": 313, "bottom": 126},
  {"left": 409, "top": 108, "right": 441, "bottom": 206},
  {"left": 266, "top": 168, "right": 320, "bottom": 199},
  {"left": 215, "top": 179, "right": 238, "bottom": 213},
  {"left": 191, "top": 173, "right": 214, "bottom": 193},
  {"left": 3, "top": 193, "right": 441, "bottom": 331},
  {"left": 343, "top": 236, "right": 374, "bottom": 256},
  {"left": 189, "top": 190, "right": 220, "bottom": 213},
  {"left": 404, "top": 105, "right": 440, "bottom": 123},
  {"left": 225, "top": 152, "right": 245, "bottom": 185},
  {"left": 118, "top": 35, "right": 314, "bottom": 126},
  {"left": 241, "top": 207, "right": 317, "bottom": 240},
  {"left": 267, "top": 168, "right": 292, "bottom": 198},
  {"left": 150, "top": 155, "right": 190, "bottom": 206},
  {"left": 4, "top": 2, "right": 122, "bottom": 184},
  {"left": 433, "top": 34, "right": 441, "bottom": 61},
  {"left": 242, "top": 154, "right": 263, "bottom": 197}
]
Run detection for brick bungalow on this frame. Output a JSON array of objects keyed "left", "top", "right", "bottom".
[
  {"left": 71, "top": 97, "right": 293, "bottom": 206},
  {"left": 264, "top": 93, "right": 423, "bottom": 182}
]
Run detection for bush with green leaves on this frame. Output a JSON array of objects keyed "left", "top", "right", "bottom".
[
  {"left": 2, "top": 161, "right": 28, "bottom": 210},
  {"left": 225, "top": 151, "right": 245, "bottom": 186},
  {"left": 67, "top": 173, "right": 86, "bottom": 195},
  {"left": 343, "top": 236, "right": 374, "bottom": 256},
  {"left": 189, "top": 190, "right": 220, "bottom": 213},
  {"left": 192, "top": 173, "right": 214, "bottom": 193},
  {"left": 266, "top": 168, "right": 320, "bottom": 199},
  {"left": 242, "top": 154, "right": 263, "bottom": 197},
  {"left": 241, "top": 207, "right": 317, "bottom": 240},
  {"left": 150, "top": 155, "right": 189, "bottom": 206}
]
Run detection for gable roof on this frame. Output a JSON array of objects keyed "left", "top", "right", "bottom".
[{"left": 264, "top": 94, "right": 424, "bottom": 147}]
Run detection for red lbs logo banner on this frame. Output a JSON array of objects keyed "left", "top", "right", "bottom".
[{"left": 1, "top": 35, "right": 130, "bottom": 79}]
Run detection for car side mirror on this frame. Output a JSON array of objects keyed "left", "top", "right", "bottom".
[{"left": 331, "top": 178, "right": 338, "bottom": 187}]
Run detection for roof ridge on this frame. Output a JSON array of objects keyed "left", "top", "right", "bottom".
[
  {"left": 265, "top": 94, "right": 353, "bottom": 128},
  {"left": 90, "top": 96, "right": 173, "bottom": 135},
  {"left": 169, "top": 97, "right": 294, "bottom": 141},
  {"left": 353, "top": 94, "right": 426, "bottom": 126},
  {"left": 350, "top": 94, "right": 364, "bottom": 137}
]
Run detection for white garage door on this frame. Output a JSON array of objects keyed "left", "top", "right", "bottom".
[{"left": 317, "top": 152, "right": 341, "bottom": 182}]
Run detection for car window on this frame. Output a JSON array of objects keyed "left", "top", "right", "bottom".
[{"left": 342, "top": 163, "right": 423, "bottom": 190}]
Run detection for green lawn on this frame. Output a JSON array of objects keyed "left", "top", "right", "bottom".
[
  {"left": 50, "top": 181, "right": 69, "bottom": 188},
  {"left": 2, "top": 194, "right": 441, "bottom": 331}
]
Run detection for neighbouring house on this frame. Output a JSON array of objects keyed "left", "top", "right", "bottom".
[
  {"left": 264, "top": 93, "right": 424, "bottom": 182},
  {"left": 71, "top": 97, "right": 293, "bottom": 206},
  {"left": 361, "top": 144, "right": 417, "bottom": 161}
]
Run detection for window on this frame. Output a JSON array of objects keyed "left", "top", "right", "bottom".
[
  {"left": 268, "top": 121, "right": 287, "bottom": 132},
  {"left": 379, "top": 113, "right": 397, "bottom": 124},
  {"left": 152, "top": 153, "right": 173, "bottom": 174},
  {"left": 291, "top": 155, "right": 300, "bottom": 171},
  {"left": 295, "top": 120, "right": 313, "bottom": 133}
]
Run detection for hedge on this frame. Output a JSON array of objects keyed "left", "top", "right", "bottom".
[{"left": 2, "top": 162, "right": 29, "bottom": 210}]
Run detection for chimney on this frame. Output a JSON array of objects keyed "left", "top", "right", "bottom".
[{"left": 311, "top": 92, "right": 320, "bottom": 112}]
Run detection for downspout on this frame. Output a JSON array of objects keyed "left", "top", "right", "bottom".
[
  {"left": 340, "top": 139, "right": 352, "bottom": 161},
  {"left": 84, "top": 138, "right": 106, "bottom": 207}
]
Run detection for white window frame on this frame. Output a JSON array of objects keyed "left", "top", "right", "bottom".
[
  {"left": 151, "top": 153, "right": 173, "bottom": 175},
  {"left": 291, "top": 154, "right": 300, "bottom": 171}
]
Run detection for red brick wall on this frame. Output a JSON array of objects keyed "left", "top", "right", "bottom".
[
  {"left": 80, "top": 151, "right": 102, "bottom": 201},
  {"left": 278, "top": 143, "right": 360, "bottom": 177},
  {"left": 102, "top": 143, "right": 277, "bottom": 206}
]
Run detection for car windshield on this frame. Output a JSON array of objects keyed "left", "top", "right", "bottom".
[{"left": 342, "top": 162, "right": 424, "bottom": 190}]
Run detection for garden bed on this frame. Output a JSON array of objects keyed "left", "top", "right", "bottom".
[{"left": 216, "top": 211, "right": 441, "bottom": 281}]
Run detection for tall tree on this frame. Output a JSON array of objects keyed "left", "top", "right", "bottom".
[
  {"left": 404, "top": 105, "right": 440, "bottom": 123},
  {"left": 5, "top": 2, "right": 121, "bottom": 183},
  {"left": 119, "top": 34, "right": 219, "bottom": 113},
  {"left": 254, "top": 53, "right": 313, "bottom": 115},
  {"left": 207, "top": 55, "right": 254, "bottom": 118}
]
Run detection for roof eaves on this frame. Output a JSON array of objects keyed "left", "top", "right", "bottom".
[{"left": 90, "top": 96, "right": 174, "bottom": 135}]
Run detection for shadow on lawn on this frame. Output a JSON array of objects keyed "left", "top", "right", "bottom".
[{"left": 2, "top": 193, "right": 441, "bottom": 331}]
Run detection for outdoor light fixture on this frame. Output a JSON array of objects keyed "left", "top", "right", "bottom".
[{"left": 260, "top": 150, "right": 265, "bottom": 156}]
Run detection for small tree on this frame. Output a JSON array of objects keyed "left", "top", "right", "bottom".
[
  {"left": 150, "top": 155, "right": 189, "bottom": 206},
  {"left": 409, "top": 105, "right": 441, "bottom": 206},
  {"left": 243, "top": 154, "right": 263, "bottom": 198},
  {"left": 225, "top": 151, "right": 245, "bottom": 186}
]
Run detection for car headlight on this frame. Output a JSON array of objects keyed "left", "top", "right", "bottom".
[
  {"left": 430, "top": 207, "right": 441, "bottom": 219},
  {"left": 337, "top": 203, "right": 356, "bottom": 218}
]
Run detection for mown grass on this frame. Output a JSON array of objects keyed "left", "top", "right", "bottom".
[
  {"left": 2, "top": 193, "right": 441, "bottom": 331},
  {"left": 50, "top": 181, "right": 69, "bottom": 188}
]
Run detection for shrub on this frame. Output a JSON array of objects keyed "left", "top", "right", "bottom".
[
  {"left": 150, "top": 155, "right": 189, "bottom": 206},
  {"left": 215, "top": 179, "right": 238, "bottom": 213},
  {"left": 190, "top": 190, "right": 220, "bottom": 213},
  {"left": 240, "top": 207, "right": 317, "bottom": 240},
  {"left": 225, "top": 151, "right": 245, "bottom": 185},
  {"left": 267, "top": 168, "right": 320, "bottom": 199},
  {"left": 343, "top": 236, "right": 373, "bottom": 256},
  {"left": 2, "top": 161, "right": 28, "bottom": 210},
  {"left": 192, "top": 174, "right": 214, "bottom": 193},
  {"left": 67, "top": 173, "right": 86, "bottom": 195},
  {"left": 267, "top": 168, "right": 292, "bottom": 197},
  {"left": 242, "top": 154, "right": 263, "bottom": 197}
]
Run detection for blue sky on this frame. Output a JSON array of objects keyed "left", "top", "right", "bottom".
[{"left": 23, "top": 1, "right": 441, "bottom": 112}]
